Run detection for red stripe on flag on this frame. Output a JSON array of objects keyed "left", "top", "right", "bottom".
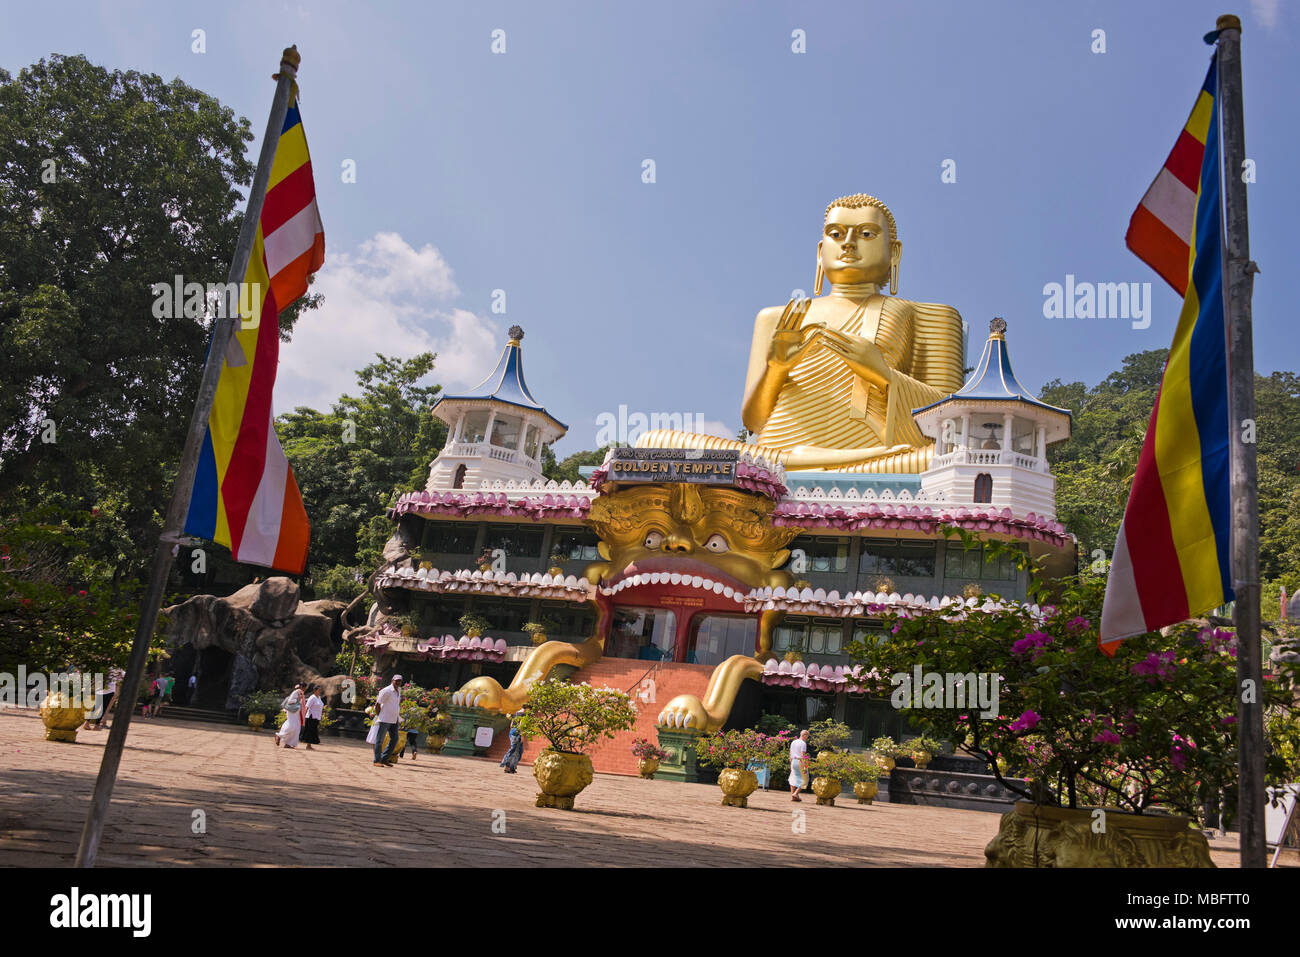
[
  {"left": 271, "top": 466, "right": 311, "bottom": 574},
  {"left": 1120, "top": 402, "right": 1190, "bottom": 629},
  {"left": 261, "top": 162, "right": 317, "bottom": 237},
  {"left": 1126, "top": 204, "right": 1189, "bottom": 296},
  {"left": 222, "top": 283, "right": 281, "bottom": 554},
  {"left": 1164, "top": 130, "right": 1206, "bottom": 193}
]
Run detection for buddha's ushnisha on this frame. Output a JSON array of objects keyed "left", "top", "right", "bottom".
[{"left": 639, "top": 194, "right": 964, "bottom": 472}]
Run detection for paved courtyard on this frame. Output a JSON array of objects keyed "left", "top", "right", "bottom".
[{"left": 0, "top": 710, "right": 1241, "bottom": 867}]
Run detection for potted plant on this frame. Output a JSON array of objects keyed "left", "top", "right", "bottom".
[
  {"left": 870, "top": 736, "right": 901, "bottom": 773},
  {"left": 514, "top": 679, "right": 637, "bottom": 809},
  {"left": 845, "top": 538, "right": 1292, "bottom": 867},
  {"left": 694, "top": 729, "right": 790, "bottom": 807},
  {"left": 809, "top": 718, "right": 851, "bottom": 753},
  {"left": 425, "top": 712, "right": 455, "bottom": 753},
  {"left": 808, "top": 749, "right": 863, "bottom": 806},
  {"left": 476, "top": 549, "right": 494, "bottom": 573},
  {"left": 523, "top": 617, "right": 558, "bottom": 646},
  {"left": 240, "top": 690, "right": 283, "bottom": 731},
  {"left": 631, "top": 737, "right": 668, "bottom": 778},
  {"left": 903, "top": 735, "right": 943, "bottom": 770},
  {"left": 783, "top": 635, "right": 805, "bottom": 665},
  {"left": 459, "top": 612, "right": 490, "bottom": 639},
  {"left": 547, "top": 549, "right": 567, "bottom": 577},
  {"left": 384, "top": 612, "right": 417, "bottom": 638},
  {"left": 845, "top": 756, "right": 883, "bottom": 804}
]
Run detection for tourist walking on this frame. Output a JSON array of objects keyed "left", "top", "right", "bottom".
[
  {"left": 789, "top": 729, "right": 810, "bottom": 801},
  {"left": 275, "top": 684, "right": 306, "bottom": 748},
  {"left": 301, "top": 685, "right": 323, "bottom": 750},
  {"left": 499, "top": 711, "right": 526, "bottom": 773},
  {"left": 372, "top": 674, "right": 403, "bottom": 767},
  {"left": 84, "top": 666, "right": 124, "bottom": 731},
  {"left": 187, "top": 673, "right": 198, "bottom": 705}
]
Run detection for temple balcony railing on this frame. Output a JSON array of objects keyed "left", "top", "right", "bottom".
[{"left": 931, "top": 448, "right": 1048, "bottom": 473}]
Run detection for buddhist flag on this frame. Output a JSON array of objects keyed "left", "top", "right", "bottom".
[
  {"left": 1125, "top": 59, "right": 1216, "bottom": 295},
  {"left": 183, "top": 97, "right": 324, "bottom": 574},
  {"left": 1100, "top": 52, "right": 1231, "bottom": 651}
]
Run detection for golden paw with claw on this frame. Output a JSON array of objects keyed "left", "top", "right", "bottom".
[
  {"left": 452, "top": 676, "right": 509, "bottom": 712},
  {"left": 657, "top": 694, "right": 710, "bottom": 731}
]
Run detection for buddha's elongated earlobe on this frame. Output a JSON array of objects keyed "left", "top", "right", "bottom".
[
  {"left": 814, "top": 241, "right": 825, "bottom": 296},
  {"left": 889, "top": 240, "right": 902, "bottom": 296}
]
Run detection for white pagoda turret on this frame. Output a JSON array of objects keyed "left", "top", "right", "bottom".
[
  {"left": 425, "top": 326, "right": 567, "bottom": 491},
  {"left": 913, "top": 317, "right": 1071, "bottom": 519}
]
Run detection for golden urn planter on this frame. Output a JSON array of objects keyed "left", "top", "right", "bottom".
[
  {"left": 547, "top": 565, "right": 564, "bottom": 577},
  {"left": 853, "top": 781, "right": 879, "bottom": 805},
  {"left": 247, "top": 713, "right": 266, "bottom": 731},
  {"left": 911, "top": 750, "right": 932, "bottom": 770},
  {"left": 39, "top": 693, "right": 86, "bottom": 742},
  {"left": 875, "top": 755, "right": 895, "bottom": 773},
  {"left": 530, "top": 632, "right": 548, "bottom": 646},
  {"left": 638, "top": 757, "right": 660, "bottom": 779},
  {"left": 533, "top": 750, "right": 594, "bottom": 809},
  {"left": 985, "top": 802, "right": 1214, "bottom": 868},
  {"left": 425, "top": 734, "right": 446, "bottom": 754},
  {"left": 812, "top": 776, "right": 842, "bottom": 806},
  {"left": 718, "top": 768, "right": 759, "bottom": 807}
]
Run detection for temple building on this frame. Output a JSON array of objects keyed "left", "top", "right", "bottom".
[{"left": 358, "top": 317, "right": 1074, "bottom": 779}]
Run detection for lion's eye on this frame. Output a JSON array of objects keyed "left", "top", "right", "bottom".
[
  {"left": 643, "top": 531, "right": 664, "bottom": 549},
  {"left": 704, "top": 533, "right": 729, "bottom": 553}
]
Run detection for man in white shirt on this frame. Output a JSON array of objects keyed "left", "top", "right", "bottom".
[
  {"left": 372, "top": 674, "right": 404, "bottom": 767},
  {"left": 789, "top": 730, "right": 810, "bottom": 802}
]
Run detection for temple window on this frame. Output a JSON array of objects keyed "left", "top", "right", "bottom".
[
  {"left": 974, "top": 472, "right": 993, "bottom": 503},
  {"left": 787, "top": 535, "right": 849, "bottom": 574},
  {"left": 607, "top": 607, "right": 676, "bottom": 660},
  {"left": 523, "top": 424, "right": 540, "bottom": 459},
  {"left": 420, "top": 520, "right": 479, "bottom": 555},
  {"left": 462, "top": 410, "right": 490, "bottom": 444},
  {"left": 483, "top": 523, "right": 545, "bottom": 558},
  {"left": 553, "top": 527, "right": 601, "bottom": 561},
  {"left": 490, "top": 414, "right": 522, "bottom": 449},
  {"left": 686, "top": 615, "right": 757, "bottom": 666},
  {"left": 858, "top": 539, "right": 936, "bottom": 578},
  {"left": 452, "top": 464, "right": 466, "bottom": 489}
]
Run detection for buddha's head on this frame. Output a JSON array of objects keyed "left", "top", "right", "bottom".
[{"left": 817, "top": 194, "right": 901, "bottom": 295}]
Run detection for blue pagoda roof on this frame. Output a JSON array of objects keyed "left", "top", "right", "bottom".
[
  {"left": 913, "top": 320, "right": 1070, "bottom": 419},
  {"left": 435, "top": 327, "right": 567, "bottom": 430}
]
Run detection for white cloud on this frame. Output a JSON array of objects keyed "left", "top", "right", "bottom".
[
  {"left": 275, "top": 232, "right": 499, "bottom": 413},
  {"left": 696, "top": 418, "right": 736, "bottom": 440},
  {"left": 1250, "top": 0, "right": 1281, "bottom": 28}
]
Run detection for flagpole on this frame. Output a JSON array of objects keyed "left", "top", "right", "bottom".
[
  {"left": 1215, "top": 14, "right": 1266, "bottom": 869},
  {"left": 73, "top": 46, "right": 302, "bottom": 868}
]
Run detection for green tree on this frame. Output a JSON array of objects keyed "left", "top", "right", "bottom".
[
  {"left": 278, "top": 352, "right": 446, "bottom": 595},
  {"left": 543, "top": 446, "right": 609, "bottom": 484},
  {"left": 0, "top": 54, "right": 318, "bottom": 584}
]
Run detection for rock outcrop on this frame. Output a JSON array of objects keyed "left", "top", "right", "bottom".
[{"left": 163, "top": 577, "right": 348, "bottom": 709}]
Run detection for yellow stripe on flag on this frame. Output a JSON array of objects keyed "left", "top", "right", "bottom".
[{"left": 268, "top": 123, "right": 310, "bottom": 190}]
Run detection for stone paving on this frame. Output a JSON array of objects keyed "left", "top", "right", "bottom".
[{"left": 0, "top": 710, "right": 1242, "bottom": 867}]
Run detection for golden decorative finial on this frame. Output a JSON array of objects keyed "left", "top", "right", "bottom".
[
  {"left": 1216, "top": 14, "right": 1241, "bottom": 32},
  {"left": 281, "top": 45, "right": 301, "bottom": 69}
]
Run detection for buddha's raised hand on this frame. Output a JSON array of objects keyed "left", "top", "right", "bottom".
[{"left": 766, "top": 297, "right": 823, "bottom": 375}]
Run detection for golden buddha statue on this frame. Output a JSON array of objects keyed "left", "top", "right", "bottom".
[{"left": 638, "top": 194, "right": 965, "bottom": 472}]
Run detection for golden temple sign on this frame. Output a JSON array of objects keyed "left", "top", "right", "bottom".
[{"left": 606, "top": 448, "right": 738, "bottom": 484}]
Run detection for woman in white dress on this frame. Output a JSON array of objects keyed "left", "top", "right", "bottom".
[{"left": 275, "top": 685, "right": 305, "bottom": 748}]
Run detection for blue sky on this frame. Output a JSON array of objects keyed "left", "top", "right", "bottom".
[{"left": 3, "top": 0, "right": 1295, "bottom": 457}]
